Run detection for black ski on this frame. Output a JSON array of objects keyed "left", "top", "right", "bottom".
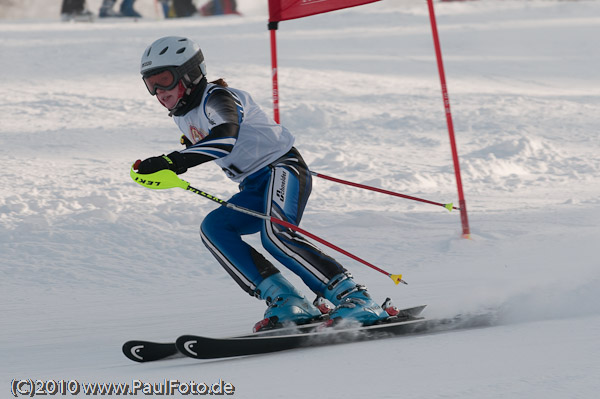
[
  {"left": 122, "top": 340, "right": 181, "bottom": 363},
  {"left": 122, "top": 305, "right": 428, "bottom": 362},
  {"left": 176, "top": 305, "right": 427, "bottom": 359},
  {"left": 121, "top": 317, "right": 328, "bottom": 363}
]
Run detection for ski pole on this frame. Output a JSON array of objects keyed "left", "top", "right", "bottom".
[
  {"left": 130, "top": 166, "right": 407, "bottom": 285},
  {"left": 311, "top": 171, "right": 458, "bottom": 211}
]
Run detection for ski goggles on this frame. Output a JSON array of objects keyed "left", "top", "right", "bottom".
[{"left": 143, "top": 68, "right": 180, "bottom": 95}]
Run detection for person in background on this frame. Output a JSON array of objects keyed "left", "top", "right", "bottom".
[
  {"left": 161, "top": 0, "right": 239, "bottom": 18},
  {"left": 60, "top": 0, "right": 93, "bottom": 21},
  {"left": 198, "top": 0, "right": 238, "bottom": 17},
  {"left": 99, "top": 0, "right": 141, "bottom": 18},
  {"left": 170, "top": 0, "right": 197, "bottom": 17}
]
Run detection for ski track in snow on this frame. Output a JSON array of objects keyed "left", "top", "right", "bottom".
[{"left": 1, "top": 1, "right": 600, "bottom": 398}]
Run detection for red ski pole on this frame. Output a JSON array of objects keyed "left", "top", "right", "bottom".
[
  {"left": 130, "top": 167, "right": 407, "bottom": 285},
  {"left": 311, "top": 171, "right": 458, "bottom": 211}
]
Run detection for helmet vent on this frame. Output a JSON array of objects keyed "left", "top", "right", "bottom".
[
  {"left": 159, "top": 46, "right": 169, "bottom": 55},
  {"left": 176, "top": 47, "right": 186, "bottom": 54}
]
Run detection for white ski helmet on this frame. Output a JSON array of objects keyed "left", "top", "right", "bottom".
[{"left": 140, "top": 36, "right": 207, "bottom": 95}]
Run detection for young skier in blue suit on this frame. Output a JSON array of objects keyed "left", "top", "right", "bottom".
[{"left": 135, "top": 36, "right": 395, "bottom": 331}]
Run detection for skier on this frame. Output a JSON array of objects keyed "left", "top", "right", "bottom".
[{"left": 135, "top": 36, "right": 395, "bottom": 331}]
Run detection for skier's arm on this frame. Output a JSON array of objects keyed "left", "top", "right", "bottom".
[
  {"left": 167, "top": 89, "right": 242, "bottom": 173},
  {"left": 136, "top": 90, "right": 242, "bottom": 175},
  {"left": 165, "top": 122, "right": 239, "bottom": 174}
]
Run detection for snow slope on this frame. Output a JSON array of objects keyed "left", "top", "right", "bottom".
[{"left": 1, "top": 1, "right": 599, "bottom": 398}]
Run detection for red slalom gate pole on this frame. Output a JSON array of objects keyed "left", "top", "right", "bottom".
[
  {"left": 269, "top": 22, "right": 280, "bottom": 124},
  {"left": 427, "top": 0, "right": 470, "bottom": 238},
  {"left": 311, "top": 171, "right": 458, "bottom": 211}
]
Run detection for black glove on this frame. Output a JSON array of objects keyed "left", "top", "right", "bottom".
[
  {"left": 135, "top": 151, "right": 188, "bottom": 175},
  {"left": 136, "top": 155, "right": 174, "bottom": 174}
]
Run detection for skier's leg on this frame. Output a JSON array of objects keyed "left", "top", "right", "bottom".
[
  {"left": 200, "top": 168, "right": 321, "bottom": 327},
  {"left": 200, "top": 186, "right": 276, "bottom": 295},
  {"left": 260, "top": 148, "right": 345, "bottom": 295},
  {"left": 261, "top": 148, "right": 388, "bottom": 325}
]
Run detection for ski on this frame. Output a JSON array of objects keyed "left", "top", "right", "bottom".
[
  {"left": 176, "top": 305, "right": 427, "bottom": 360},
  {"left": 121, "top": 318, "right": 328, "bottom": 363},
  {"left": 122, "top": 305, "right": 427, "bottom": 362},
  {"left": 243, "top": 304, "right": 426, "bottom": 337},
  {"left": 121, "top": 317, "right": 328, "bottom": 363},
  {"left": 122, "top": 341, "right": 181, "bottom": 363}
]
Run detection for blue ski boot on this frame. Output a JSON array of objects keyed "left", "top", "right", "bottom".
[
  {"left": 324, "top": 272, "right": 389, "bottom": 326},
  {"left": 253, "top": 273, "right": 322, "bottom": 332}
]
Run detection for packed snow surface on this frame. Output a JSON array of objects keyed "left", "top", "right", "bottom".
[{"left": 1, "top": 1, "right": 599, "bottom": 398}]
